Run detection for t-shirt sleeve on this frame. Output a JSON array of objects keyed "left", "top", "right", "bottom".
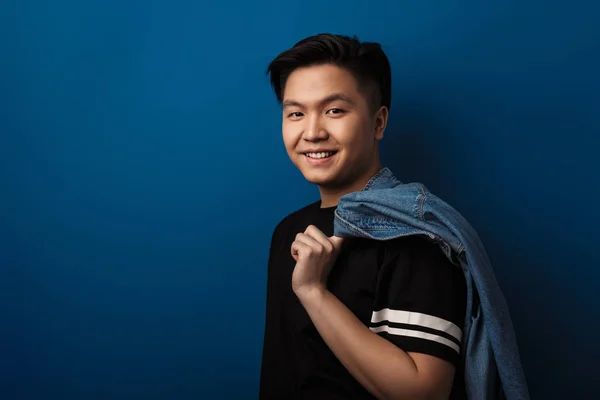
[{"left": 369, "top": 235, "right": 467, "bottom": 366}]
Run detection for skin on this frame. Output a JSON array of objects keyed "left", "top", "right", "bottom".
[
  {"left": 281, "top": 64, "right": 387, "bottom": 208},
  {"left": 281, "top": 64, "right": 456, "bottom": 400}
]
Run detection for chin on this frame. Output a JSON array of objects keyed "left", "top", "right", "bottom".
[
  {"left": 292, "top": 155, "right": 346, "bottom": 186},
  {"left": 301, "top": 169, "right": 340, "bottom": 186}
]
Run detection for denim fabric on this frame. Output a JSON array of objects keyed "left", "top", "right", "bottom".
[{"left": 334, "top": 167, "right": 529, "bottom": 400}]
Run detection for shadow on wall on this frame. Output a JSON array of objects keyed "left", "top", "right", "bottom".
[
  {"left": 378, "top": 95, "right": 584, "bottom": 399},
  {"left": 380, "top": 96, "right": 464, "bottom": 195}
]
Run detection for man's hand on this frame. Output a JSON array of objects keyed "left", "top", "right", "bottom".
[{"left": 290, "top": 225, "right": 344, "bottom": 299}]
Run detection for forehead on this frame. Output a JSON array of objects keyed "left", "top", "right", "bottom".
[{"left": 283, "top": 64, "right": 362, "bottom": 102}]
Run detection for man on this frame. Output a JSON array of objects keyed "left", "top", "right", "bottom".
[{"left": 259, "top": 34, "right": 467, "bottom": 400}]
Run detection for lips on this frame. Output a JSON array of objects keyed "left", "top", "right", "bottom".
[
  {"left": 305, "top": 151, "right": 336, "bottom": 159},
  {"left": 303, "top": 147, "right": 338, "bottom": 156},
  {"left": 303, "top": 151, "right": 338, "bottom": 166}
]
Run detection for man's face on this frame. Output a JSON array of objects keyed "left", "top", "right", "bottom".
[{"left": 281, "top": 64, "right": 386, "bottom": 191}]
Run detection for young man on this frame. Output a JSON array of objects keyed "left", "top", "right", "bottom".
[{"left": 259, "top": 34, "right": 467, "bottom": 400}]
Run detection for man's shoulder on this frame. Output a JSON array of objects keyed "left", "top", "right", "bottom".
[
  {"left": 381, "top": 235, "right": 448, "bottom": 261},
  {"left": 382, "top": 235, "right": 461, "bottom": 278},
  {"left": 385, "top": 234, "right": 439, "bottom": 251}
]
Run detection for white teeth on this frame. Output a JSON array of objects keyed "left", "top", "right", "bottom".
[{"left": 306, "top": 152, "right": 334, "bottom": 159}]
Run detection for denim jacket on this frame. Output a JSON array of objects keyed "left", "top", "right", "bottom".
[{"left": 334, "top": 167, "right": 529, "bottom": 400}]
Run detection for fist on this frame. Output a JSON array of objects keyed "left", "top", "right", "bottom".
[{"left": 290, "top": 225, "right": 345, "bottom": 298}]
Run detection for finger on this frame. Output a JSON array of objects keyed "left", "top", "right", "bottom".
[
  {"left": 291, "top": 239, "right": 311, "bottom": 260},
  {"left": 329, "top": 235, "right": 345, "bottom": 252},
  {"left": 304, "top": 225, "right": 333, "bottom": 250},
  {"left": 295, "top": 232, "right": 324, "bottom": 250}
]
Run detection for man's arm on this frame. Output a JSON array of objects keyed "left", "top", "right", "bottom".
[
  {"left": 290, "top": 226, "right": 459, "bottom": 400},
  {"left": 297, "top": 287, "right": 455, "bottom": 400}
]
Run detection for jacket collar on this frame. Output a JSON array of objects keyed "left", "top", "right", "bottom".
[{"left": 362, "top": 167, "right": 402, "bottom": 191}]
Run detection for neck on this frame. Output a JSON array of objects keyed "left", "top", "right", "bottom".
[{"left": 318, "top": 162, "right": 382, "bottom": 208}]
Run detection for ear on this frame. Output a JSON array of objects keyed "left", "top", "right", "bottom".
[{"left": 374, "top": 105, "right": 389, "bottom": 140}]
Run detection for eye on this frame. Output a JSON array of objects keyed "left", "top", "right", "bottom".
[
  {"left": 287, "top": 111, "right": 304, "bottom": 118},
  {"left": 326, "top": 108, "right": 345, "bottom": 115}
]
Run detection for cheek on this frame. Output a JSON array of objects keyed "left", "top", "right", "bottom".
[
  {"left": 281, "top": 127, "right": 297, "bottom": 153},
  {"left": 330, "top": 121, "right": 369, "bottom": 148}
]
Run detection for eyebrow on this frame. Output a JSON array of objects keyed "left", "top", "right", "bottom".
[{"left": 282, "top": 93, "right": 355, "bottom": 109}]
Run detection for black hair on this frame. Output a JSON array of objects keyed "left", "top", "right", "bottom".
[{"left": 266, "top": 33, "right": 392, "bottom": 111}]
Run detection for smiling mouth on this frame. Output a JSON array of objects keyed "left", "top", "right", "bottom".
[{"left": 304, "top": 151, "right": 337, "bottom": 159}]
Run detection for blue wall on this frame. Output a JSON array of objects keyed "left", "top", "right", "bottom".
[{"left": 1, "top": 1, "right": 598, "bottom": 398}]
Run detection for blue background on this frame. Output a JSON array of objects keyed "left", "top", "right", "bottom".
[{"left": 1, "top": 1, "right": 598, "bottom": 398}]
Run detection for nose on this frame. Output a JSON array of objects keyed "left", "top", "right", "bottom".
[{"left": 302, "top": 114, "right": 328, "bottom": 142}]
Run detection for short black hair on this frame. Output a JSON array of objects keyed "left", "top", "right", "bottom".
[{"left": 266, "top": 33, "right": 392, "bottom": 111}]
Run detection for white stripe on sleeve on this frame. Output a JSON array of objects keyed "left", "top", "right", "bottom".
[{"left": 370, "top": 308, "right": 462, "bottom": 353}]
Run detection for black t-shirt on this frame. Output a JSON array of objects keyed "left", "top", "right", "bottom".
[{"left": 259, "top": 200, "right": 467, "bottom": 399}]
